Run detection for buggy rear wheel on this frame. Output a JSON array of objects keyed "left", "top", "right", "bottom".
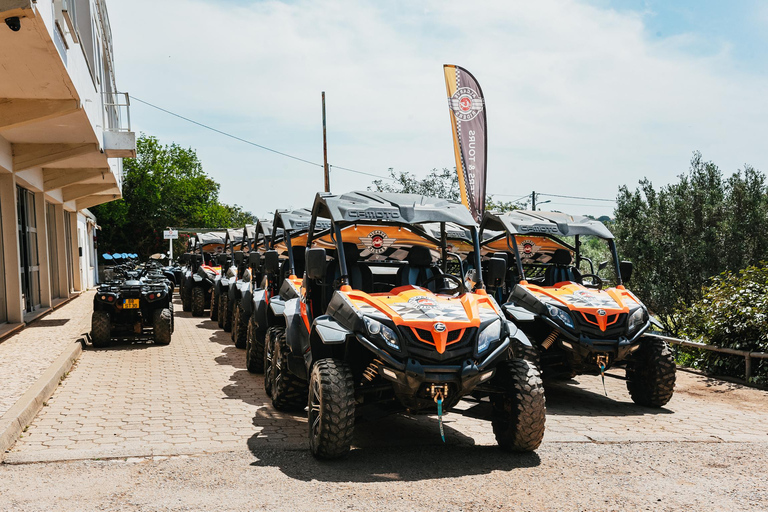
[
  {"left": 491, "top": 358, "right": 546, "bottom": 452},
  {"left": 153, "top": 308, "right": 172, "bottom": 345},
  {"left": 232, "top": 304, "right": 247, "bottom": 348},
  {"left": 271, "top": 327, "right": 307, "bottom": 411},
  {"left": 210, "top": 289, "right": 218, "bottom": 321},
  {"left": 222, "top": 294, "right": 233, "bottom": 332},
  {"left": 263, "top": 327, "right": 278, "bottom": 395},
  {"left": 308, "top": 358, "right": 355, "bottom": 460},
  {"left": 182, "top": 280, "right": 192, "bottom": 312},
  {"left": 217, "top": 292, "right": 226, "bottom": 328},
  {"left": 245, "top": 316, "right": 265, "bottom": 374},
  {"left": 91, "top": 311, "right": 111, "bottom": 348},
  {"left": 191, "top": 286, "right": 205, "bottom": 317},
  {"left": 626, "top": 337, "right": 676, "bottom": 407}
]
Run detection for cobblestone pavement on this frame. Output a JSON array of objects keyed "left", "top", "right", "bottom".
[
  {"left": 0, "top": 292, "right": 94, "bottom": 418},
  {"left": 7, "top": 297, "right": 768, "bottom": 463}
]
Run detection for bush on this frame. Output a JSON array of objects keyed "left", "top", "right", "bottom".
[{"left": 676, "top": 264, "right": 768, "bottom": 384}]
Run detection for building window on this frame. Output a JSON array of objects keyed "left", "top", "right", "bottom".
[
  {"left": 46, "top": 202, "right": 61, "bottom": 300},
  {"left": 17, "top": 187, "right": 41, "bottom": 314},
  {"left": 0, "top": 191, "right": 6, "bottom": 324}
]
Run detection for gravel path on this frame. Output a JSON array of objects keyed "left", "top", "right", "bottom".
[{"left": 1, "top": 442, "right": 766, "bottom": 511}]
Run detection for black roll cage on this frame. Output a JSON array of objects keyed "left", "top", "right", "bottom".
[
  {"left": 480, "top": 230, "right": 624, "bottom": 286},
  {"left": 305, "top": 218, "right": 485, "bottom": 290}
]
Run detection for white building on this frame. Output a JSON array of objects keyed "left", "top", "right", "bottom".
[{"left": 0, "top": 0, "right": 135, "bottom": 333}]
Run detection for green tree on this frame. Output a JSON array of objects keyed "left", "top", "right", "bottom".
[
  {"left": 371, "top": 168, "right": 522, "bottom": 213},
  {"left": 92, "top": 134, "right": 256, "bottom": 257},
  {"left": 613, "top": 152, "right": 768, "bottom": 333}
]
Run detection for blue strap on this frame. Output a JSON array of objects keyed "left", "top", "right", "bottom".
[{"left": 437, "top": 397, "right": 445, "bottom": 443}]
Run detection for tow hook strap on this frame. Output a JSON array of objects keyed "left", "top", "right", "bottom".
[
  {"left": 599, "top": 361, "right": 607, "bottom": 396},
  {"left": 434, "top": 389, "right": 446, "bottom": 443}
]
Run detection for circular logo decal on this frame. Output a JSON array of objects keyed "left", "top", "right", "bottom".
[
  {"left": 408, "top": 296, "right": 438, "bottom": 310},
  {"left": 360, "top": 230, "right": 393, "bottom": 255},
  {"left": 597, "top": 309, "right": 607, "bottom": 316},
  {"left": 433, "top": 322, "right": 447, "bottom": 333},
  {"left": 521, "top": 240, "right": 535, "bottom": 257},
  {"left": 450, "top": 87, "right": 484, "bottom": 122}
]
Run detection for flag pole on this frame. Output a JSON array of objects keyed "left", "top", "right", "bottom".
[{"left": 322, "top": 92, "right": 330, "bottom": 192}]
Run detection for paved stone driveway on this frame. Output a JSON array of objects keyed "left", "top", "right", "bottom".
[
  {"left": 7, "top": 298, "right": 768, "bottom": 463},
  {"left": 0, "top": 292, "right": 94, "bottom": 418}
]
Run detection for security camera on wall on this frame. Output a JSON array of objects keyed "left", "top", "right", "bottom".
[{"left": 5, "top": 17, "right": 21, "bottom": 32}]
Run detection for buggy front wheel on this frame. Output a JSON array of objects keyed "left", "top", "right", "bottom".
[{"left": 308, "top": 358, "right": 355, "bottom": 460}]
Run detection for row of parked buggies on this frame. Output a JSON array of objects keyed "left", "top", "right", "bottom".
[
  {"left": 92, "top": 256, "right": 179, "bottom": 347},
  {"left": 176, "top": 190, "right": 675, "bottom": 459}
]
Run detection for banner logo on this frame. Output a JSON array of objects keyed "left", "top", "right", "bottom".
[{"left": 449, "top": 87, "right": 484, "bottom": 121}]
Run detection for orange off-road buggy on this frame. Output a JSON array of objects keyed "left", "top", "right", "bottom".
[
  {"left": 480, "top": 211, "right": 675, "bottom": 407},
  {"left": 273, "top": 191, "right": 546, "bottom": 459}
]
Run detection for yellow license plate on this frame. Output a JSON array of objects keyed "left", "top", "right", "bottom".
[{"left": 123, "top": 298, "right": 140, "bottom": 309}]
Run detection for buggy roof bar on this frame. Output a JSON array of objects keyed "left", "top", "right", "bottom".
[
  {"left": 310, "top": 191, "right": 477, "bottom": 227},
  {"left": 193, "top": 231, "right": 226, "bottom": 246},
  {"left": 225, "top": 228, "right": 245, "bottom": 244},
  {"left": 243, "top": 224, "right": 256, "bottom": 241},
  {"left": 271, "top": 208, "right": 332, "bottom": 239},
  {"left": 481, "top": 210, "right": 614, "bottom": 239}
]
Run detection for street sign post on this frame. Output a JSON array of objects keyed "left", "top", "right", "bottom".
[{"left": 163, "top": 229, "right": 178, "bottom": 260}]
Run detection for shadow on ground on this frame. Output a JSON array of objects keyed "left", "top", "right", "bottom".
[
  {"left": 542, "top": 379, "right": 674, "bottom": 416},
  {"left": 248, "top": 441, "right": 540, "bottom": 483}
]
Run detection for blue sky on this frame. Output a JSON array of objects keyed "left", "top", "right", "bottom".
[{"left": 107, "top": 0, "right": 768, "bottom": 218}]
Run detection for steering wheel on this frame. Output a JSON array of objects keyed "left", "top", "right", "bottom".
[
  {"left": 580, "top": 274, "right": 603, "bottom": 290},
  {"left": 420, "top": 274, "right": 466, "bottom": 295}
]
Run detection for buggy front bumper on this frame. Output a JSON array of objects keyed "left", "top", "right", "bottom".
[{"left": 356, "top": 333, "right": 509, "bottom": 407}]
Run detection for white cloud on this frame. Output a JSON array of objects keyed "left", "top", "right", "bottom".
[{"left": 107, "top": 0, "right": 768, "bottom": 218}]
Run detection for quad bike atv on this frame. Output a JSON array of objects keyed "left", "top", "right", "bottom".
[
  {"left": 253, "top": 209, "right": 329, "bottom": 384},
  {"left": 184, "top": 231, "right": 225, "bottom": 317},
  {"left": 270, "top": 191, "right": 546, "bottom": 459},
  {"left": 92, "top": 265, "right": 174, "bottom": 347},
  {"left": 480, "top": 210, "right": 675, "bottom": 407}
]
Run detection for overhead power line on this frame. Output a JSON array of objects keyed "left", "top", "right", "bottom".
[
  {"left": 131, "top": 96, "right": 394, "bottom": 181},
  {"left": 538, "top": 193, "right": 615, "bottom": 202}
]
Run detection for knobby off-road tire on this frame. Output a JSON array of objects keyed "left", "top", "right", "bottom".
[
  {"left": 263, "top": 326, "right": 279, "bottom": 396},
  {"left": 217, "top": 292, "right": 226, "bottom": 328},
  {"left": 308, "top": 358, "right": 355, "bottom": 460},
  {"left": 153, "top": 308, "right": 173, "bottom": 345},
  {"left": 191, "top": 286, "right": 205, "bottom": 317},
  {"left": 91, "top": 311, "right": 111, "bottom": 348},
  {"left": 232, "top": 304, "right": 247, "bottom": 349},
  {"left": 245, "top": 317, "right": 265, "bottom": 374},
  {"left": 222, "top": 295, "right": 233, "bottom": 332},
  {"left": 626, "top": 337, "right": 676, "bottom": 407},
  {"left": 271, "top": 327, "right": 307, "bottom": 412},
  {"left": 491, "top": 358, "right": 546, "bottom": 452},
  {"left": 210, "top": 289, "right": 218, "bottom": 321},
  {"left": 182, "top": 281, "right": 192, "bottom": 312}
]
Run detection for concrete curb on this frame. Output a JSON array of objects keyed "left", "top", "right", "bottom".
[{"left": 0, "top": 340, "right": 83, "bottom": 462}]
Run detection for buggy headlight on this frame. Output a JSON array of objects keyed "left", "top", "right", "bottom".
[
  {"left": 546, "top": 304, "right": 575, "bottom": 330},
  {"left": 628, "top": 308, "right": 646, "bottom": 333},
  {"left": 363, "top": 317, "right": 399, "bottom": 350},
  {"left": 478, "top": 319, "right": 501, "bottom": 354}
]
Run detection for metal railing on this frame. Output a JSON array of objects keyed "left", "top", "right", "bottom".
[
  {"left": 103, "top": 91, "right": 131, "bottom": 133},
  {"left": 647, "top": 333, "right": 768, "bottom": 381}
]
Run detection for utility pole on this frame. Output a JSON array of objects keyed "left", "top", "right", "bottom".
[
  {"left": 531, "top": 190, "right": 536, "bottom": 211},
  {"left": 322, "top": 91, "right": 330, "bottom": 192}
]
